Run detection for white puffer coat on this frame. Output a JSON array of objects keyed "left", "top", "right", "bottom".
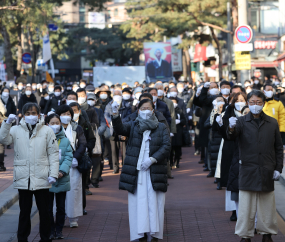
[{"left": 0, "top": 117, "right": 59, "bottom": 190}]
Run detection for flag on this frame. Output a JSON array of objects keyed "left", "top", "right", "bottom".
[
  {"left": 46, "top": 71, "right": 53, "bottom": 83},
  {"left": 43, "top": 33, "right": 52, "bottom": 63}
]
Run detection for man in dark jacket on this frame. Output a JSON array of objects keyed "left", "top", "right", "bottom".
[
  {"left": 44, "top": 85, "right": 65, "bottom": 114},
  {"left": 69, "top": 102, "right": 95, "bottom": 215},
  {"left": 227, "top": 90, "right": 283, "bottom": 242}
]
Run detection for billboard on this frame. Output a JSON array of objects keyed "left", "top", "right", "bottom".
[
  {"left": 143, "top": 42, "right": 173, "bottom": 82},
  {"left": 171, "top": 46, "right": 182, "bottom": 72},
  {"left": 88, "top": 12, "right": 105, "bottom": 29}
]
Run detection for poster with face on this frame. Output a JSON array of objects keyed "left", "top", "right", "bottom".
[{"left": 143, "top": 42, "right": 173, "bottom": 82}]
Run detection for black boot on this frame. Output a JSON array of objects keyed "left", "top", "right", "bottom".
[
  {"left": 7, "top": 145, "right": 11, "bottom": 149},
  {"left": 207, "top": 170, "right": 215, "bottom": 177},
  {"left": 0, "top": 166, "right": 6, "bottom": 172},
  {"left": 230, "top": 210, "right": 237, "bottom": 221},
  {"left": 214, "top": 179, "right": 218, "bottom": 184},
  {"left": 216, "top": 179, "right": 222, "bottom": 190}
]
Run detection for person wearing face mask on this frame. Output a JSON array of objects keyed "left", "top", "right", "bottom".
[
  {"left": 215, "top": 92, "right": 247, "bottom": 222},
  {"left": 132, "top": 87, "right": 143, "bottom": 113},
  {"left": 262, "top": 84, "right": 285, "bottom": 144},
  {"left": 69, "top": 102, "right": 96, "bottom": 215},
  {"left": 48, "top": 84, "right": 55, "bottom": 94},
  {"left": 193, "top": 81, "right": 220, "bottom": 172},
  {"left": 168, "top": 86, "right": 187, "bottom": 115},
  {"left": 1, "top": 87, "right": 15, "bottom": 117},
  {"left": 111, "top": 98, "right": 171, "bottom": 242},
  {"left": 169, "top": 97, "right": 186, "bottom": 169},
  {"left": 104, "top": 89, "right": 132, "bottom": 174},
  {"left": 122, "top": 87, "right": 133, "bottom": 108},
  {"left": 45, "top": 113, "right": 73, "bottom": 240},
  {"left": 55, "top": 105, "right": 87, "bottom": 228},
  {"left": 17, "top": 82, "right": 24, "bottom": 94},
  {"left": 79, "top": 80, "right": 87, "bottom": 89},
  {"left": 17, "top": 86, "right": 37, "bottom": 118},
  {"left": 44, "top": 85, "right": 65, "bottom": 115},
  {"left": 155, "top": 83, "right": 176, "bottom": 135},
  {"left": 220, "top": 80, "right": 231, "bottom": 104},
  {"left": 39, "top": 91, "right": 50, "bottom": 112},
  {"left": 0, "top": 103, "right": 59, "bottom": 242},
  {"left": 252, "top": 78, "right": 262, "bottom": 90},
  {"left": 96, "top": 86, "right": 112, "bottom": 112},
  {"left": 227, "top": 90, "right": 283, "bottom": 242},
  {"left": 31, "top": 82, "right": 41, "bottom": 103}
]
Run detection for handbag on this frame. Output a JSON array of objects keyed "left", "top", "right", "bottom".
[
  {"left": 92, "top": 125, "right": 102, "bottom": 155},
  {"left": 77, "top": 151, "right": 92, "bottom": 173}
]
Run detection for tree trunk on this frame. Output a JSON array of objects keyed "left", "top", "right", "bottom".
[
  {"left": 210, "top": 27, "right": 223, "bottom": 79},
  {"left": 0, "top": 25, "right": 14, "bottom": 81},
  {"left": 184, "top": 48, "right": 192, "bottom": 83},
  {"left": 231, "top": 0, "right": 238, "bottom": 44},
  {"left": 16, "top": 24, "right": 22, "bottom": 71}
]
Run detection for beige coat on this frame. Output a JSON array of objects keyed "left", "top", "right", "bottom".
[
  {"left": 160, "top": 96, "right": 177, "bottom": 133},
  {"left": 0, "top": 118, "right": 59, "bottom": 190}
]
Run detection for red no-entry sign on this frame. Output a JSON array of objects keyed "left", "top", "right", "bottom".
[{"left": 235, "top": 25, "right": 253, "bottom": 44}]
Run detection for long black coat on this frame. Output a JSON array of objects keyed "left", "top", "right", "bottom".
[
  {"left": 227, "top": 139, "right": 240, "bottom": 193},
  {"left": 172, "top": 107, "right": 186, "bottom": 147},
  {"left": 44, "top": 94, "right": 65, "bottom": 114},
  {"left": 18, "top": 93, "right": 37, "bottom": 115},
  {"left": 2, "top": 96, "right": 16, "bottom": 116},
  {"left": 112, "top": 115, "right": 171, "bottom": 194},
  {"left": 227, "top": 112, "right": 283, "bottom": 192},
  {"left": 156, "top": 99, "right": 172, "bottom": 127},
  {"left": 39, "top": 97, "right": 48, "bottom": 113}
]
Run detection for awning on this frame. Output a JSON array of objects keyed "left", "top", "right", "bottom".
[
  {"left": 275, "top": 52, "right": 285, "bottom": 62},
  {"left": 251, "top": 60, "right": 277, "bottom": 68}
]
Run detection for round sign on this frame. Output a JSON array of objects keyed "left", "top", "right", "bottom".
[
  {"left": 235, "top": 25, "right": 253, "bottom": 44},
  {"left": 22, "top": 53, "right": 32, "bottom": 64}
]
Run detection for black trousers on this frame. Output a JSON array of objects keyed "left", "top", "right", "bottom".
[
  {"left": 49, "top": 192, "right": 66, "bottom": 233},
  {"left": 91, "top": 156, "right": 101, "bottom": 185},
  {"left": 0, "top": 143, "right": 5, "bottom": 167},
  {"left": 82, "top": 171, "right": 87, "bottom": 209},
  {"left": 121, "top": 141, "right": 127, "bottom": 166},
  {"left": 170, "top": 146, "right": 182, "bottom": 166},
  {"left": 103, "top": 139, "right": 112, "bottom": 169},
  {"left": 110, "top": 140, "right": 120, "bottom": 171},
  {"left": 18, "top": 189, "right": 51, "bottom": 242}
]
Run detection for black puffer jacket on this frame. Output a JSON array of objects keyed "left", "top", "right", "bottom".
[
  {"left": 18, "top": 93, "right": 37, "bottom": 115},
  {"left": 227, "top": 139, "right": 239, "bottom": 193},
  {"left": 172, "top": 107, "right": 186, "bottom": 147},
  {"left": 2, "top": 96, "right": 16, "bottom": 116},
  {"left": 112, "top": 115, "right": 171, "bottom": 194},
  {"left": 44, "top": 94, "right": 65, "bottom": 114}
]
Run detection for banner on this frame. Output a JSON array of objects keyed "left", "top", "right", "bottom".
[
  {"left": 193, "top": 44, "right": 207, "bottom": 62},
  {"left": 43, "top": 33, "right": 52, "bottom": 63},
  {"left": 88, "top": 12, "right": 105, "bottom": 29},
  {"left": 143, "top": 42, "right": 172, "bottom": 82},
  {"left": 235, "top": 51, "right": 251, "bottom": 70},
  {"left": 171, "top": 46, "right": 182, "bottom": 72}
]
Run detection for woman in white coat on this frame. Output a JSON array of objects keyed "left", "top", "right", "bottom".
[
  {"left": 0, "top": 103, "right": 59, "bottom": 242},
  {"left": 55, "top": 105, "right": 87, "bottom": 228}
]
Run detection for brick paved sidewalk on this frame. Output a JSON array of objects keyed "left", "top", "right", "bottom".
[
  {"left": 0, "top": 146, "right": 14, "bottom": 193},
  {"left": 23, "top": 147, "right": 285, "bottom": 241}
]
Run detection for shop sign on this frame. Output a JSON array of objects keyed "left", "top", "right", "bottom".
[
  {"left": 254, "top": 41, "right": 277, "bottom": 49},
  {"left": 235, "top": 51, "right": 251, "bottom": 70}
]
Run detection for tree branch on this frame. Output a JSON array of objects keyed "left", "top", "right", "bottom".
[
  {"left": 0, "top": 6, "right": 25, "bottom": 10},
  {"left": 188, "top": 13, "right": 233, "bottom": 34}
]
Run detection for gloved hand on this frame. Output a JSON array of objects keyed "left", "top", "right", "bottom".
[
  {"left": 133, "top": 99, "right": 139, "bottom": 106},
  {"left": 216, "top": 115, "right": 223, "bottom": 127},
  {"left": 175, "top": 119, "right": 180, "bottom": 124},
  {"left": 188, "top": 116, "right": 192, "bottom": 120},
  {"left": 273, "top": 170, "right": 281, "bottom": 180},
  {"left": 196, "top": 86, "right": 203, "bottom": 97},
  {"left": 112, "top": 101, "right": 119, "bottom": 114},
  {"left": 48, "top": 177, "right": 56, "bottom": 184},
  {"left": 6, "top": 114, "right": 17, "bottom": 124},
  {"left": 47, "top": 111, "right": 55, "bottom": 116},
  {"left": 204, "top": 82, "right": 211, "bottom": 88},
  {"left": 229, "top": 117, "right": 238, "bottom": 129},
  {"left": 72, "top": 158, "right": 78, "bottom": 168},
  {"left": 170, "top": 133, "right": 174, "bottom": 137},
  {"left": 141, "top": 157, "right": 156, "bottom": 171},
  {"left": 187, "top": 108, "right": 191, "bottom": 113}
]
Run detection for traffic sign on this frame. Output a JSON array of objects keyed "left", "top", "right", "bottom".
[
  {"left": 234, "top": 43, "right": 253, "bottom": 52},
  {"left": 235, "top": 51, "right": 251, "bottom": 70},
  {"left": 22, "top": 53, "right": 32, "bottom": 64},
  {"left": 235, "top": 25, "right": 253, "bottom": 44}
]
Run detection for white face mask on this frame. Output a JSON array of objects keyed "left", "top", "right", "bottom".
[
  {"left": 244, "top": 83, "right": 251, "bottom": 88},
  {"left": 2, "top": 92, "right": 9, "bottom": 97},
  {"left": 254, "top": 80, "right": 259, "bottom": 85},
  {"left": 25, "top": 91, "right": 32, "bottom": 96},
  {"left": 122, "top": 94, "right": 131, "bottom": 100},
  {"left": 44, "top": 96, "right": 50, "bottom": 101},
  {"left": 60, "top": 116, "right": 71, "bottom": 124},
  {"left": 139, "top": 110, "right": 153, "bottom": 119},
  {"left": 48, "top": 88, "right": 54, "bottom": 93},
  {"left": 169, "top": 92, "right": 178, "bottom": 98},
  {"left": 264, "top": 90, "right": 273, "bottom": 98},
  {"left": 67, "top": 87, "right": 72, "bottom": 90},
  {"left": 235, "top": 102, "right": 246, "bottom": 111},
  {"left": 49, "top": 125, "right": 61, "bottom": 134},
  {"left": 32, "top": 86, "right": 37, "bottom": 90},
  {"left": 157, "top": 90, "right": 164, "bottom": 97},
  {"left": 54, "top": 92, "right": 61, "bottom": 97},
  {"left": 73, "top": 87, "right": 79, "bottom": 92},
  {"left": 100, "top": 94, "right": 108, "bottom": 100},
  {"left": 66, "top": 100, "right": 76, "bottom": 105},
  {"left": 153, "top": 96, "right": 158, "bottom": 103},
  {"left": 87, "top": 100, "right": 95, "bottom": 106},
  {"left": 78, "top": 97, "right": 86, "bottom": 105},
  {"left": 173, "top": 103, "right": 178, "bottom": 108},
  {"left": 249, "top": 104, "right": 263, "bottom": 114},
  {"left": 220, "top": 88, "right": 230, "bottom": 95},
  {"left": 80, "top": 84, "right": 86, "bottom": 88},
  {"left": 73, "top": 113, "right": 80, "bottom": 121},
  {"left": 135, "top": 93, "right": 141, "bottom": 100},
  {"left": 177, "top": 87, "right": 184, "bottom": 93},
  {"left": 18, "top": 86, "right": 23, "bottom": 90},
  {"left": 113, "top": 95, "right": 122, "bottom": 105},
  {"left": 246, "top": 88, "right": 252, "bottom": 94},
  {"left": 274, "top": 81, "right": 280, "bottom": 86},
  {"left": 209, "top": 88, "right": 219, "bottom": 96},
  {"left": 25, "top": 115, "right": 38, "bottom": 125}
]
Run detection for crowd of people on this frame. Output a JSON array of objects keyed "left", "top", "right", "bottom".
[{"left": 0, "top": 75, "right": 284, "bottom": 242}]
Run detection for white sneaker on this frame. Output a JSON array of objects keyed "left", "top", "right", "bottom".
[{"left": 70, "top": 222, "right": 78, "bottom": 228}]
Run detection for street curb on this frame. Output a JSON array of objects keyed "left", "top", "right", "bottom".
[{"left": 0, "top": 184, "right": 18, "bottom": 217}]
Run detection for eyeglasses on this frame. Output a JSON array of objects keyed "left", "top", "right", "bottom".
[{"left": 248, "top": 101, "right": 263, "bottom": 105}]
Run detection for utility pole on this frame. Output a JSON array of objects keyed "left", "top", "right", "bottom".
[
  {"left": 237, "top": 0, "right": 250, "bottom": 86},
  {"left": 227, "top": 1, "right": 232, "bottom": 81}
]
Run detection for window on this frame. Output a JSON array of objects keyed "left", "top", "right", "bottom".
[{"left": 114, "top": 8, "right": 118, "bottom": 16}]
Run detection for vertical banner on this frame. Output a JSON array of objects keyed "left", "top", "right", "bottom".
[
  {"left": 143, "top": 42, "right": 172, "bottom": 82},
  {"left": 171, "top": 46, "right": 182, "bottom": 72},
  {"left": 43, "top": 32, "right": 52, "bottom": 63}
]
